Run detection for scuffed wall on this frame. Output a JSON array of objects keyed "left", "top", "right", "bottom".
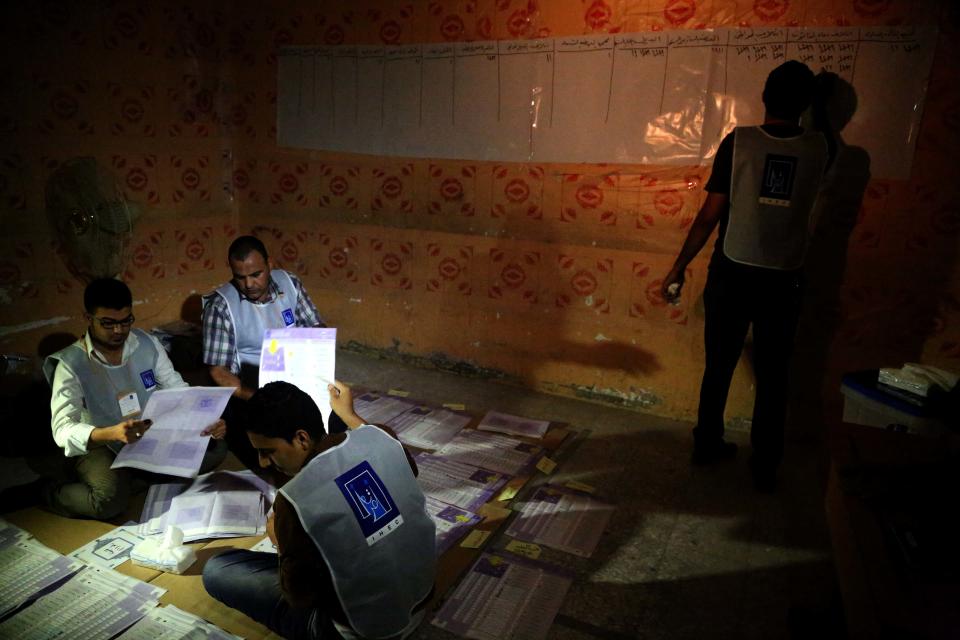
[{"left": 1, "top": 0, "right": 957, "bottom": 434}]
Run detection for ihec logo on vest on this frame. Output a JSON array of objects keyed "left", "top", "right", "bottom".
[
  {"left": 281, "top": 308, "right": 295, "bottom": 326},
  {"left": 758, "top": 153, "right": 797, "bottom": 207},
  {"left": 336, "top": 461, "right": 404, "bottom": 546},
  {"left": 140, "top": 369, "right": 157, "bottom": 389}
]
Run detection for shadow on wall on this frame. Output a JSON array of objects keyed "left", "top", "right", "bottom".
[{"left": 788, "top": 72, "right": 870, "bottom": 442}]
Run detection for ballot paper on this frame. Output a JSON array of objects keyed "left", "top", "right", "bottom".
[
  {"left": 432, "top": 552, "right": 573, "bottom": 640},
  {"left": 116, "top": 604, "right": 242, "bottom": 639},
  {"left": 425, "top": 496, "right": 483, "bottom": 555},
  {"left": 505, "top": 485, "right": 615, "bottom": 558},
  {"left": 0, "top": 564, "right": 164, "bottom": 640},
  {"left": 111, "top": 386, "right": 234, "bottom": 478},
  {"left": 0, "top": 534, "right": 84, "bottom": 617},
  {"left": 139, "top": 471, "right": 274, "bottom": 542},
  {"left": 415, "top": 453, "right": 509, "bottom": 512},
  {"left": 435, "top": 430, "right": 544, "bottom": 476},
  {"left": 353, "top": 391, "right": 417, "bottom": 424},
  {"left": 259, "top": 327, "right": 337, "bottom": 423},
  {"left": 388, "top": 406, "right": 471, "bottom": 450},
  {"left": 477, "top": 410, "right": 551, "bottom": 439},
  {"left": 70, "top": 524, "right": 145, "bottom": 569}
]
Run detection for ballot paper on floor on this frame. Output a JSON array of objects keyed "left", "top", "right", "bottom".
[
  {"left": 435, "top": 429, "right": 544, "bottom": 476},
  {"left": 432, "top": 552, "right": 573, "bottom": 640},
  {"left": 415, "top": 453, "right": 509, "bottom": 512},
  {"left": 353, "top": 391, "right": 418, "bottom": 425},
  {"left": 259, "top": 327, "right": 337, "bottom": 424},
  {"left": 69, "top": 524, "right": 145, "bottom": 569},
  {"left": 477, "top": 410, "right": 550, "bottom": 439},
  {"left": 425, "top": 495, "right": 483, "bottom": 555},
  {"left": 116, "top": 604, "right": 243, "bottom": 640},
  {"left": 138, "top": 470, "right": 274, "bottom": 542},
  {"left": 0, "top": 528, "right": 84, "bottom": 617},
  {"left": 388, "top": 406, "right": 471, "bottom": 450},
  {"left": 505, "top": 484, "right": 615, "bottom": 558},
  {"left": 0, "top": 563, "right": 164, "bottom": 640},
  {"left": 111, "top": 386, "right": 234, "bottom": 478}
]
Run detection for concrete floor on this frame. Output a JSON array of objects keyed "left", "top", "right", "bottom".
[{"left": 337, "top": 349, "right": 842, "bottom": 640}]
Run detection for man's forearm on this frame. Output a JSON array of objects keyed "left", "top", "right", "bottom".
[{"left": 209, "top": 365, "right": 252, "bottom": 400}]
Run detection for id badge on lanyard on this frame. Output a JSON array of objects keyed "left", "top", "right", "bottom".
[{"left": 117, "top": 391, "right": 141, "bottom": 418}]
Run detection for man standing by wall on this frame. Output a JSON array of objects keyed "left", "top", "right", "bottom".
[{"left": 662, "top": 61, "right": 830, "bottom": 491}]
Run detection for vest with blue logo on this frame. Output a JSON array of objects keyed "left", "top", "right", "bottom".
[
  {"left": 280, "top": 425, "right": 436, "bottom": 639},
  {"left": 205, "top": 269, "right": 299, "bottom": 367},
  {"left": 43, "top": 329, "right": 161, "bottom": 432},
  {"left": 724, "top": 126, "right": 828, "bottom": 270}
]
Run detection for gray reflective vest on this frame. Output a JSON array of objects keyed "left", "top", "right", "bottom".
[
  {"left": 280, "top": 425, "right": 436, "bottom": 639},
  {"left": 724, "top": 126, "right": 828, "bottom": 270},
  {"left": 204, "top": 270, "right": 299, "bottom": 367},
  {"left": 43, "top": 329, "right": 160, "bottom": 430}
]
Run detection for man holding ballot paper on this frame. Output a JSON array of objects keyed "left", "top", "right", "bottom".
[
  {"left": 33, "top": 278, "right": 228, "bottom": 519},
  {"left": 202, "top": 235, "right": 347, "bottom": 473}
]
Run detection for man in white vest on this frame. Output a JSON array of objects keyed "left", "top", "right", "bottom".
[
  {"left": 203, "top": 380, "right": 435, "bottom": 640},
  {"left": 30, "top": 278, "right": 227, "bottom": 519},
  {"left": 202, "top": 235, "right": 347, "bottom": 472},
  {"left": 661, "top": 61, "right": 831, "bottom": 491}
]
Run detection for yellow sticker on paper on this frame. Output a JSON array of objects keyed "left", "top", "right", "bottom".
[
  {"left": 460, "top": 530, "right": 490, "bottom": 549},
  {"left": 497, "top": 485, "right": 518, "bottom": 501},
  {"left": 536, "top": 456, "right": 557, "bottom": 474},
  {"left": 387, "top": 389, "right": 410, "bottom": 397},
  {"left": 268, "top": 339, "right": 279, "bottom": 354},
  {"left": 505, "top": 540, "right": 542, "bottom": 559}
]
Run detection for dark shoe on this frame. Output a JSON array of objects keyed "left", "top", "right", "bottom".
[
  {"left": 691, "top": 440, "right": 738, "bottom": 465},
  {"left": 750, "top": 460, "right": 777, "bottom": 493},
  {"left": 0, "top": 478, "right": 48, "bottom": 513}
]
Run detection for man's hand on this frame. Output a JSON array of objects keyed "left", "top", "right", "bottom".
[
  {"left": 90, "top": 419, "right": 153, "bottom": 445},
  {"left": 661, "top": 268, "right": 685, "bottom": 304},
  {"left": 328, "top": 381, "right": 364, "bottom": 429},
  {"left": 266, "top": 511, "right": 277, "bottom": 547},
  {"left": 201, "top": 419, "right": 227, "bottom": 439}
]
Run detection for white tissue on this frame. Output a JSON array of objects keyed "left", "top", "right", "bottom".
[{"left": 130, "top": 525, "right": 196, "bottom": 574}]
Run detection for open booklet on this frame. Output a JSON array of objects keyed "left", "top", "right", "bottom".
[{"left": 111, "top": 387, "right": 234, "bottom": 478}]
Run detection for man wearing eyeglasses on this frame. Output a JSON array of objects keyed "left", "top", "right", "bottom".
[{"left": 34, "top": 278, "right": 227, "bottom": 519}]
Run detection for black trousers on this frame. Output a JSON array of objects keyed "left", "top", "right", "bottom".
[
  {"left": 693, "top": 261, "right": 803, "bottom": 471},
  {"left": 223, "top": 365, "right": 349, "bottom": 473}
]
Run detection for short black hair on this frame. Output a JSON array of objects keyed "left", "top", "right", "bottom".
[
  {"left": 228, "top": 235, "right": 268, "bottom": 263},
  {"left": 84, "top": 278, "right": 132, "bottom": 313},
  {"left": 247, "top": 381, "right": 326, "bottom": 441},
  {"left": 762, "top": 60, "right": 816, "bottom": 121}
]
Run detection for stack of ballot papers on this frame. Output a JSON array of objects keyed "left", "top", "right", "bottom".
[
  {"left": 435, "top": 429, "right": 544, "bottom": 476},
  {"left": 387, "top": 406, "right": 471, "bottom": 450},
  {"left": 111, "top": 386, "right": 234, "bottom": 478},
  {"left": 116, "top": 604, "right": 241, "bottom": 639},
  {"left": 432, "top": 552, "right": 573, "bottom": 640},
  {"left": 138, "top": 471, "right": 275, "bottom": 542},
  {"left": 477, "top": 410, "right": 550, "bottom": 439},
  {"left": 0, "top": 520, "right": 84, "bottom": 618},
  {"left": 0, "top": 565, "right": 165, "bottom": 639},
  {"left": 505, "top": 485, "right": 615, "bottom": 558},
  {"left": 415, "top": 453, "right": 509, "bottom": 512}
]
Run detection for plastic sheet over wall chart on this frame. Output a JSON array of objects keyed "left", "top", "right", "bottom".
[{"left": 277, "top": 25, "right": 936, "bottom": 179}]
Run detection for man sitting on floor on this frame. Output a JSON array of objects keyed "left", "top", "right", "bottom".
[
  {"left": 27, "top": 278, "right": 228, "bottom": 519},
  {"left": 203, "top": 380, "right": 435, "bottom": 640}
]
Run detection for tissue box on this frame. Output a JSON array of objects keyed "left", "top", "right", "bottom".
[{"left": 130, "top": 526, "right": 197, "bottom": 574}]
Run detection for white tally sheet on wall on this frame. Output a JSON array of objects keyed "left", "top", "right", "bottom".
[{"left": 277, "top": 26, "right": 936, "bottom": 179}]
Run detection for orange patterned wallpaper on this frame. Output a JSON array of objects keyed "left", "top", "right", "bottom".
[{"left": 0, "top": 0, "right": 956, "bottom": 431}]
